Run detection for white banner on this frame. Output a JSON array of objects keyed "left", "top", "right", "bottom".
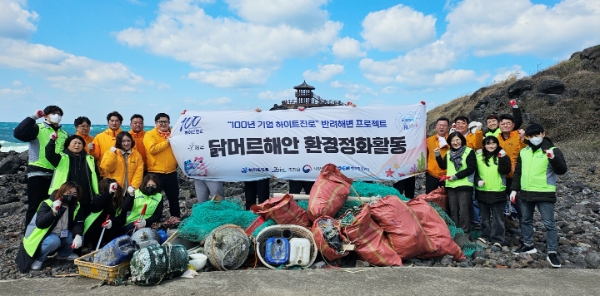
[{"left": 170, "top": 104, "right": 427, "bottom": 182}]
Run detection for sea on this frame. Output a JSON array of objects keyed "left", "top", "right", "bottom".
[{"left": 0, "top": 122, "right": 156, "bottom": 153}]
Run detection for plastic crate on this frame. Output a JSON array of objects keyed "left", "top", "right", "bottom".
[{"left": 74, "top": 250, "right": 130, "bottom": 283}]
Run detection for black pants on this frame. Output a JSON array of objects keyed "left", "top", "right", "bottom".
[
  {"left": 479, "top": 200, "right": 505, "bottom": 244},
  {"left": 447, "top": 189, "right": 472, "bottom": 235},
  {"left": 25, "top": 175, "right": 52, "bottom": 228},
  {"left": 155, "top": 171, "right": 180, "bottom": 218},
  {"left": 245, "top": 179, "right": 270, "bottom": 210},
  {"left": 288, "top": 181, "right": 315, "bottom": 194},
  {"left": 393, "top": 176, "right": 416, "bottom": 198},
  {"left": 505, "top": 178, "right": 522, "bottom": 222},
  {"left": 425, "top": 173, "right": 443, "bottom": 194}
]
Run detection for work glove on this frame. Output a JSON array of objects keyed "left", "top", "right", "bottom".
[
  {"left": 498, "top": 149, "right": 507, "bottom": 157},
  {"left": 102, "top": 219, "right": 113, "bottom": 229},
  {"left": 439, "top": 175, "right": 452, "bottom": 181},
  {"left": 254, "top": 108, "right": 262, "bottom": 112},
  {"left": 298, "top": 106, "right": 306, "bottom": 111},
  {"left": 127, "top": 186, "right": 135, "bottom": 196},
  {"left": 109, "top": 182, "right": 118, "bottom": 194},
  {"left": 50, "top": 132, "right": 58, "bottom": 141},
  {"left": 71, "top": 235, "right": 82, "bottom": 249},
  {"left": 420, "top": 100, "right": 426, "bottom": 105},
  {"left": 134, "top": 219, "right": 146, "bottom": 229},
  {"left": 32, "top": 110, "right": 44, "bottom": 120},
  {"left": 509, "top": 99, "right": 518, "bottom": 108},
  {"left": 478, "top": 180, "right": 485, "bottom": 187},
  {"left": 52, "top": 199, "right": 62, "bottom": 214},
  {"left": 449, "top": 123, "right": 457, "bottom": 133},
  {"left": 110, "top": 146, "right": 117, "bottom": 153},
  {"left": 476, "top": 149, "right": 483, "bottom": 155},
  {"left": 87, "top": 143, "right": 94, "bottom": 151},
  {"left": 510, "top": 191, "right": 517, "bottom": 204},
  {"left": 346, "top": 101, "right": 356, "bottom": 107},
  {"left": 545, "top": 149, "right": 555, "bottom": 159},
  {"left": 469, "top": 121, "right": 482, "bottom": 134},
  {"left": 438, "top": 136, "right": 448, "bottom": 148}
]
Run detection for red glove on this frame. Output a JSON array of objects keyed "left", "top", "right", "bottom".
[
  {"left": 109, "top": 182, "right": 118, "bottom": 194},
  {"left": 420, "top": 100, "right": 426, "bottom": 105},
  {"left": 33, "top": 110, "right": 44, "bottom": 119},
  {"left": 545, "top": 149, "right": 555, "bottom": 159},
  {"left": 298, "top": 106, "right": 306, "bottom": 111},
  {"left": 439, "top": 175, "right": 451, "bottom": 181},
  {"left": 498, "top": 150, "right": 506, "bottom": 157},
  {"left": 50, "top": 132, "right": 58, "bottom": 141},
  {"left": 509, "top": 99, "right": 518, "bottom": 108}
]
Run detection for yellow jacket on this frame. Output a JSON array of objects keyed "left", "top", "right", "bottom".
[
  {"left": 92, "top": 128, "right": 123, "bottom": 177},
  {"left": 75, "top": 132, "right": 94, "bottom": 154},
  {"left": 99, "top": 149, "right": 144, "bottom": 188},
  {"left": 498, "top": 130, "right": 527, "bottom": 178},
  {"left": 144, "top": 128, "right": 177, "bottom": 174},
  {"left": 426, "top": 135, "right": 449, "bottom": 178},
  {"left": 129, "top": 130, "right": 147, "bottom": 166},
  {"left": 465, "top": 130, "right": 483, "bottom": 150}
]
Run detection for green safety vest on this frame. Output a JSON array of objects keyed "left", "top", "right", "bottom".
[
  {"left": 475, "top": 153, "right": 506, "bottom": 192},
  {"left": 83, "top": 206, "right": 122, "bottom": 235},
  {"left": 23, "top": 199, "right": 80, "bottom": 257},
  {"left": 48, "top": 153, "right": 99, "bottom": 195},
  {"left": 485, "top": 129, "right": 501, "bottom": 138},
  {"left": 445, "top": 147, "right": 474, "bottom": 188},
  {"left": 125, "top": 189, "right": 162, "bottom": 225},
  {"left": 520, "top": 146, "right": 556, "bottom": 192},
  {"left": 29, "top": 123, "right": 68, "bottom": 170}
]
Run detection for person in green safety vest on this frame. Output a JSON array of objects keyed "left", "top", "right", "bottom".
[
  {"left": 474, "top": 136, "right": 512, "bottom": 247},
  {"left": 122, "top": 174, "right": 163, "bottom": 232},
  {"left": 84, "top": 178, "right": 127, "bottom": 248},
  {"left": 510, "top": 123, "right": 567, "bottom": 268},
  {"left": 15, "top": 181, "right": 85, "bottom": 272},
  {"left": 435, "top": 132, "right": 476, "bottom": 235}
]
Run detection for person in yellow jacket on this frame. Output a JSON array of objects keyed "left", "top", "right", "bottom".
[
  {"left": 498, "top": 113, "right": 527, "bottom": 221},
  {"left": 91, "top": 111, "right": 123, "bottom": 176},
  {"left": 424, "top": 117, "right": 450, "bottom": 193},
  {"left": 143, "top": 113, "right": 180, "bottom": 219},
  {"left": 74, "top": 116, "right": 94, "bottom": 154},
  {"left": 129, "top": 114, "right": 147, "bottom": 166},
  {"left": 100, "top": 131, "right": 144, "bottom": 195}
]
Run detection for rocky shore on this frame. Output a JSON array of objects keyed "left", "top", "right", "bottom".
[{"left": 0, "top": 150, "right": 599, "bottom": 280}]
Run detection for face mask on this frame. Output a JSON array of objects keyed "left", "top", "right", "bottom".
[
  {"left": 49, "top": 114, "right": 62, "bottom": 124},
  {"left": 62, "top": 194, "right": 76, "bottom": 205},
  {"left": 529, "top": 136, "right": 543, "bottom": 146},
  {"left": 145, "top": 186, "right": 158, "bottom": 195}
]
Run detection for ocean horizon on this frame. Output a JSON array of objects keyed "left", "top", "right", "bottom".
[{"left": 0, "top": 122, "right": 156, "bottom": 153}]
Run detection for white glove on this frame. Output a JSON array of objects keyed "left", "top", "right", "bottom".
[
  {"left": 510, "top": 191, "right": 517, "bottom": 204},
  {"left": 87, "top": 143, "right": 95, "bottom": 151},
  {"left": 448, "top": 175, "right": 456, "bottom": 181},
  {"left": 346, "top": 101, "right": 357, "bottom": 107},
  {"left": 498, "top": 150, "right": 506, "bottom": 157},
  {"left": 254, "top": 108, "right": 262, "bottom": 112},
  {"left": 438, "top": 137, "right": 448, "bottom": 148},
  {"left": 545, "top": 149, "right": 555, "bottom": 159},
  {"left": 127, "top": 186, "right": 135, "bottom": 196},
  {"left": 449, "top": 123, "right": 457, "bottom": 134},
  {"left": 477, "top": 180, "right": 485, "bottom": 187},
  {"left": 32, "top": 110, "right": 44, "bottom": 119},
  {"left": 110, "top": 146, "right": 117, "bottom": 153},
  {"left": 52, "top": 199, "right": 62, "bottom": 214},
  {"left": 50, "top": 132, "right": 58, "bottom": 141},
  {"left": 109, "top": 182, "right": 118, "bottom": 194},
  {"left": 476, "top": 149, "right": 483, "bottom": 155},
  {"left": 102, "top": 219, "right": 113, "bottom": 229},
  {"left": 134, "top": 219, "right": 146, "bottom": 229},
  {"left": 71, "top": 235, "right": 82, "bottom": 249},
  {"left": 469, "top": 121, "right": 482, "bottom": 134}
]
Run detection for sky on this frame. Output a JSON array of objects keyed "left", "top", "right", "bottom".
[{"left": 1, "top": 0, "right": 600, "bottom": 125}]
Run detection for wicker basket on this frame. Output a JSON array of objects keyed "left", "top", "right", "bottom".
[
  {"left": 74, "top": 250, "right": 130, "bottom": 283},
  {"left": 255, "top": 224, "right": 317, "bottom": 269}
]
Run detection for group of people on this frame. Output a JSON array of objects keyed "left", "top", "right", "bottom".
[
  {"left": 417, "top": 99, "right": 567, "bottom": 268},
  {"left": 13, "top": 106, "right": 180, "bottom": 272}
]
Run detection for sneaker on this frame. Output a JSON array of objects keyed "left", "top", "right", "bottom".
[
  {"left": 547, "top": 253, "right": 561, "bottom": 268},
  {"left": 30, "top": 260, "right": 43, "bottom": 270},
  {"left": 512, "top": 244, "right": 537, "bottom": 254},
  {"left": 478, "top": 237, "right": 488, "bottom": 244},
  {"left": 56, "top": 253, "right": 79, "bottom": 261},
  {"left": 494, "top": 242, "right": 502, "bottom": 248}
]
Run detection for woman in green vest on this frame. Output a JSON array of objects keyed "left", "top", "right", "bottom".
[
  {"left": 85, "top": 178, "right": 127, "bottom": 248},
  {"left": 475, "top": 136, "right": 512, "bottom": 247},
  {"left": 435, "top": 132, "right": 476, "bottom": 235},
  {"left": 15, "top": 181, "right": 85, "bottom": 272},
  {"left": 122, "top": 174, "right": 163, "bottom": 232}
]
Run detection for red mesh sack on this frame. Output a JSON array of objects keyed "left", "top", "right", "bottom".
[
  {"left": 406, "top": 199, "right": 465, "bottom": 260},
  {"left": 370, "top": 195, "right": 434, "bottom": 259},
  {"left": 250, "top": 194, "right": 311, "bottom": 228},
  {"left": 340, "top": 205, "right": 403, "bottom": 266},
  {"left": 415, "top": 187, "right": 448, "bottom": 212},
  {"left": 308, "top": 163, "right": 353, "bottom": 221},
  {"left": 311, "top": 216, "right": 350, "bottom": 261}
]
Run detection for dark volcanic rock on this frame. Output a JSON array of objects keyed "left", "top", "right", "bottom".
[
  {"left": 535, "top": 93, "right": 562, "bottom": 106},
  {"left": 508, "top": 79, "right": 533, "bottom": 97},
  {"left": 0, "top": 155, "right": 21, "bottom": 175},
  {"left": 580, "top": 45, "right": 600, "bottom": 61},
  {"left": 537, "top": 80, "right": 565, "bottom": 94}
]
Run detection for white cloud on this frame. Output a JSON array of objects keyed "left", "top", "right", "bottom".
[
  {"left": 380, "top": 86, "right": 396, "bottom": 94},
  {"left": 303, "top": 64, "right": 344, "bottom": 82},
  {"left": 12, "top": 80, "right": 22, "bottom": 86},
  {"left": 257, "top": 89, "right": 295, "bottom": 101},
  {"left": 0, "top": 0, "right": 38, "bottom": 39},
  {"left": 116, "top": 0, "right": 342, "bottom": 88},
  {"left": 225, "top": 0, "right": 329, "bottom": 30},
  {"left": 433, "top": 69, "right": 478, "bottom": 86},
  {"left": 183, "top": 96, "right": 232, "bottom": 105},
  {"left": 330, "top": 80, "right": 375, "bottom": 95},
  {"left": 345, "top": 93, "right": 360, "bottom": 100},
  {"left": 157, "top": 82, "right": 171, "bottom": 90},
  {"left": 331, "top": 37, "right": 366, "bottom": 59},
  {"left": 0, "top": 39, "right": 146, "bottom": 92},
  {"left": 492, "top": 65, "right": 527, "bottom": 83},
  {"left": 444, "top": 0, "right": 600, "bottom": 57},
  {"left": 188, "top": 68, "right": 269, "bottom": 88},
  {"left": 0, "top": 86, "right": 31, "bottom": 95},
  {"left": 361, "top": 4, "right": 437, "bottom": 52}
]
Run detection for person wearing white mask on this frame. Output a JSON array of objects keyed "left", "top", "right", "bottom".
[{"left": 14, "top": 105, "right": 69, "bottom": 229}]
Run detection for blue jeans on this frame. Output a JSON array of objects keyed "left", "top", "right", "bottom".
[
  {"left": 471, "top": 190, "right": 481, "bottom": 224},
  {"left": 35, "top": 231, "right": 74, "bottom": 262},
  {"left": 520, "top": 200, "right": 558, "bottom": 252}
]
